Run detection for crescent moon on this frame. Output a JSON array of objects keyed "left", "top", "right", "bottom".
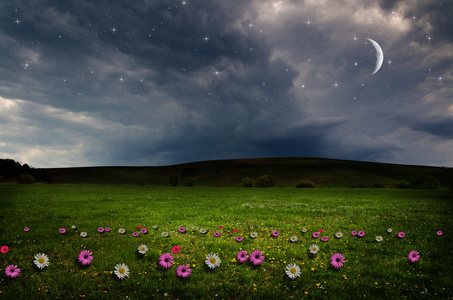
[{"left": 366, "top": 38, "right": 384, "bottom": 75}]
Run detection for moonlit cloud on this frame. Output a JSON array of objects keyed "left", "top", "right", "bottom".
[{"left": 0, "top": 0, "right": 452, "bottom": 167}]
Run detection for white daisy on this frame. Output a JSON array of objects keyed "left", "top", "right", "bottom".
[
  {"left": 301, "top": 228, "right": 307, "bottom": 233},
  {"left": 114, "top": 263, "right": 130, "bottom": 280},
  {"left": 285, "top": 263, "right": 301, "bottom": 279},
  {"left": 34, "top": 253, "right": 50, "bottom": 269},
  {"left": 118, "top": 228, "right": 126, "bottom": 234},
  {"left": 250, "top": 232, "right": 257, "bottom": 239},
  {"left": 335, "top": 232, "right": 343, "bottom": 239},
  {"left": 309, "top": 244, "right": 319, "bottom": 254},
  {"left": 71, "top": 225, "right": 77, "bottom": 230},
  {"left": 205, "top": 253, "right": 221, "bottom": 269},
  {"left": 80, "top": 231, "right": 88, "bottom": 238},
  {"left": 153, "top": 225, "right": 158, "bottom": 230},
  {"left": 200, "top": 228, "right": 207, "bottom": 234},
  {"left": 162, "top": 231, "right": 169, "bottom": 238},
  {"left": 289, "top": 236, "right": 298, "bottom": 243},
  {"left": 387, "top": 228, "right": 392, "bottom": 233},
  {"left": 375, "top": 236, "right": 384, "bottom": 242},
  {"left": 138, "top": 244, "right": 148, "bottom": 254}
]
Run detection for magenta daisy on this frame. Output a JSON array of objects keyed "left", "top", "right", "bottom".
[
  {"left": 319, "top": 229, "right": 323, "bottom": 232},
  {"left": 312, "top": 232, "right": 320, "bottom": 238},
  {"left": 5, "top": 265, "right": 21, "bottom": 278},
  {"left": 179, "top": 227, "right": 186, "bottom": 233},
  {"left": 176, "top": 264, "right": 192, "bottom": 278},
  {"left": 233, "top": 229, "right": 238, "bottom": 232},
  {"left": 78, "top": 250, "right": 94, "bottom": 266},
  {"left": 321, "top": 236, "right": 329, "bottom": 242},
  {"left": 219, "top": 225, "right": 223, "bottom": 229},
  {"left": 97, "top": 227, "right": 104, "bottom": 233},
  {"left": 24, "top": 227, "right": 30, "bottom": 232},
  {"left": 213, "top": 232, "right": 221, "bottom": 237},
  {"left": 236, "top": 250, "right": 249, "bottom": 263},
  {"left": 398, "top": 232, "right": 405, "bottom": 238},
  {"left": 358, "top": 231, "right": 365, "bottom": 237},
  {"left": 235, "top": 236, "right": 243, "bottom": 242},
  {"left": 140, "top": 228, "right": 148, "bottom": 234},
  {"left": 249, "top": 250, "right": 265, "bottom": 265},
  {"left": 59, "top": 228, "right": 66, "bottom": 234},
  {"left": 1, "top": 245, "right": 9, "bottom": 254},
  {"left": 105, "top": 227, "right": 111, "bottom": 232},
  {"left": 158, "top": 253, "right": 174, "bottom": 269},
  {"left": 351, "top": 231, "right": 357, "bottom": 236},
  {"left": 132, "top": 232, "right": 140, "bottom": 237},
  {"left": 408, "top": 250, "right": 420, "bottom": 263},
  {"left": 437, "top": 231, "right": 443, "bottom": 236},
  {"left": 330, "top": 253, "right": 345, "bottom": 269},
  {"left": 172, "top": 246, "right": 181, "bottom": 254},
  {"left": 272, "top": 230, "right": 279, "bottom": 237}
]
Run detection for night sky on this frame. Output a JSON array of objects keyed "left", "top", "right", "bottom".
[{"left": 1, "top": 0, "right": 452, "bottom": 168}]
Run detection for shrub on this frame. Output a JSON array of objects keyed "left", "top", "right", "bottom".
[
  {"left": 396, "top": 181, "right": 410, "bottom": 189},
  {"left": 241, "top": 177, "right": 255, "bottom": 187},
  {"left": 351, "top": 185, "right": 367, "bottom": 188},
  {"left": 168, "top": 173, "right": 180, "bottom": 187},
  {"left": 410, "top": 175, "right": 440, "bottom": 189},
  {"left": 255, "top": 175, "right": 274, "bottom": 188},
  {"left": 370, "top": 183, "right": 386, "bottom": 189},
  {"left": 18, "top": 173, "right": 35, "bottom": 184},
  {"left": 295, "top": 180, "right": 317, "bottom": 188},
  {"left": 184, "top": 177, "right": 196, "bottom": 187}
]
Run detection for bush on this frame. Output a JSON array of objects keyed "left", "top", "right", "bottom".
[
  {"left": 410, "top": 175, "right": 440, "bottom": 189},
  {"left": 168, "top": 173, "right": 180, "bottom": 187},
  {"left": 184, "top": 177, "right": 196, "bottom": 187},
  {"left": 295, "top": 180, "right": 316, "bottom": 188},
  {"left": 241, "top": 177, "right": 255, "bottom": 187},
  {"left": 370, "top": 183, "right": 386, "bottom": 189},
  {"left": 255, "top": 175, "right": 274, "bottom": 188},
  {"left": 351, "top": 185, "right": 367, "bottom": 188},
  {"left": 396, "top": 181, "right": 410, "bottom": 189},
  {"left": 18, "top": 173, "right": 35, "bottom": 184}
]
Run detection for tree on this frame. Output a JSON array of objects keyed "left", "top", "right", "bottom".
[
  {"left": 18, "top": 173, "right": 35, "bottom": 184},
  {"left": 255, "top": 175, "right": 274, "bottom": 187},
  {"left": 410, "top": 175, "right": 440, "bottom": 189},
  {"left": 168, "top": 173, "right": 180, "bottom": 187},
  {"left": 184, "top": 177, "right": 196, "bottom": 187},
  {"left": 241, "top": 177, "right": 255, "bottom": 187}
]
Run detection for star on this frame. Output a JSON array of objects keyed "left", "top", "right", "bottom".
[
  {"left": 203, "top": 36, "right": 208, "bottom": 42},
  {"left": 112, "top": 27, "right": 117, "bottom": 34},
  {"left": 14, "top": 18, "right": 20, "bottom": 25},
  {"left": 119, "top": 76, "right": 124, "bottom": 82}
]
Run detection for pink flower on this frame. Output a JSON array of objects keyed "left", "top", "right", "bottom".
[
  {"left": 233, "top": 229, "right": 238, "bottom": 232},
  {"left": 59, "top": 228, "right": 66, "bottom": 234},
  {"left": 5, "top": 264, "right": 21, "bottom": 278},
  {"left": 1, "top": 245, "right": 9, "bottom": 254},
  {"left": 219, "top": 225, "right": 223, "bottom": 229},
  {"left": 105, "top": 227, "right": 111, "bottom": 232},
  {"left": 249, "top": 250, "right": 265, "bottom": 265},
  {"left": 235, "top": 236, "right": 243, "bottom": 242},
  {"left": 351, "top": 231, "right": 357, "bottom": 236},
  {"left": 137, "top": 225, "right": 142, "bottom": 229},
  {"left": 213, "top": 232, "right": 221, "bottom": 237},
  {"left": 172, "top": 246, "right": 181, "bottom": 254},
  {"left": 312, "top": 232, "right": 320, "bottom": 238},
  {"left": 319, "top": 229, "right": 323, "bottom": 232},
  {"left": 236, "top": 250, "right": 249, "bottom": 263},
  {"left": 437, "top": 231, "right": 443, "bottom": 236},
  {"left": 159, "top": 253, "right": 174, "bottom": 269},
  {"left": 97, "top": 227, "right": 104, "bottom": 233},
  {"left": 408, "top": 250, "right": 420, "bottom": 263},
  {"left": 321, "top": 236, "right": 329, "bottom": 242},
  {"left": 398, "top": 232, "right": 405, "bottom": 238},
  {"left": 176, "top": 264, "right": 192, "bottom": 278},
  {"left": 272, "top": 231, "right": 279, "bottom": 237},
  {"left": 132, "top": 232, "right": 140, "bottom": 237},
  {"left": 78, "top": 250, "right": 94, "bottom": 266},
  {"left": 330, "top": 253, "right": 345, "bottom": 269},
  {"left": 24, "top": 227, "right": 30, "bottom": 232},
  {"left": 140, "top": 228, "right": 148, "bottom": 234},
  {"left": 358, "top": 231, "right": 365, "bottom": 237},
  {"left": 179, "top": 227, "right": 186, "bottom": 233}
]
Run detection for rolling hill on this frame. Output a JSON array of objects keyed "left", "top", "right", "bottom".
[{"left": 46, "top": 157, "right": 453, "bottom": 188}]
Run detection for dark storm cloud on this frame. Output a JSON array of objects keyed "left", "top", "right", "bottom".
[{"left": 0, "top": 0, "right": 452, "bottom": 167}]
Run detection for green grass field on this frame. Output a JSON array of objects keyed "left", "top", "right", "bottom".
[{"left": 1, "top": 184, "right": 452, "bottom": 299}]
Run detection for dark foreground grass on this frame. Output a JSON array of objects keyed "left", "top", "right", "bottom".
[{"left": 0, "top": 184, "right": 452, "bottom": 299}]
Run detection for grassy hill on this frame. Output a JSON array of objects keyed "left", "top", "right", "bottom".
[{"left": 46, "top": 157, "right": 453, "bottom": 188}]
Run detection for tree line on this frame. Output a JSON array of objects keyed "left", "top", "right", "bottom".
[{"left": 0, "top": 159, "right": 52, "bottom": 183}]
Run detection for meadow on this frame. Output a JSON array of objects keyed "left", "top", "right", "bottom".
[{"left": 0, "top": 184, "right": 452, "bottom": 299}]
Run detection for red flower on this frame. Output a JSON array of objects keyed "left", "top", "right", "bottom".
[
  {"left": 172, "top": 246, "right": 181, "bottom": 254},
  {"left": 1, "top": 245, "right": 9, "bottom": 254},
  {"left": 219, "top": 225, "right": 223, "bottom": 229},
  {"left": 319, "top": 229, "right": 323, "bottom": 232},
  {"left": 233, "top": 229, "right": 238, "bottom": 232},
  {"left": 137, "top": 225, "right": 142, "bottom": 229}
]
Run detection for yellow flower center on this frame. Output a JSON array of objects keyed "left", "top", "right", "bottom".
[
  {"left": 210, "top": 258, "right": 217, "bottom": 264},
  {"left": 119, "top": 268, "right": 125, "bottom": 274},
  {"left": 38, "top": 257, "right": 45, "bottom": 264},
  {"left": 141, "top": 247, "right": 145, "bottom": 251},
  {"left": 312, "top": 247, "right": 316, "bottom": 251},
  {"left": 290, "top": 268, "right": 297, "bottom": 274}
]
